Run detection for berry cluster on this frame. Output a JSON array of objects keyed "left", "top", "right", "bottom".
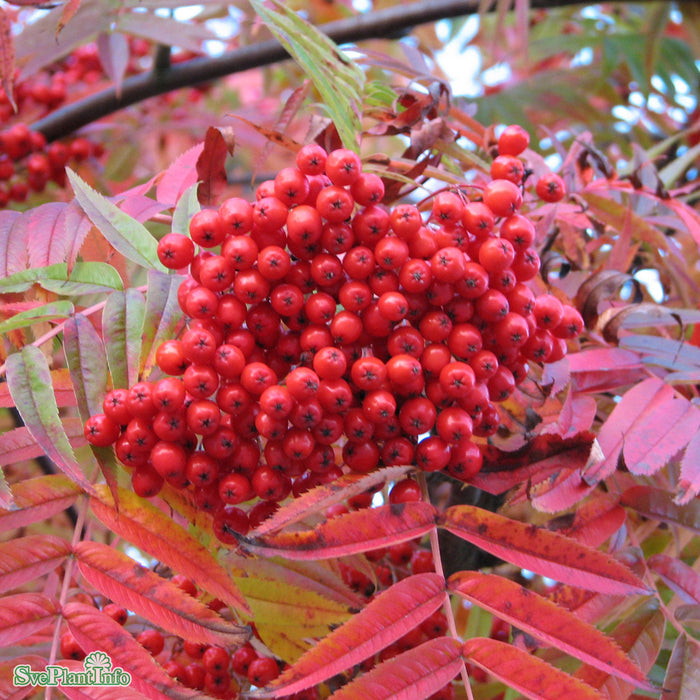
[
  {"left": 58, "top": 578, "right": 308, "bottom": 699},
  {"left": 0, "top": 39, "right": 154, "bottom": 207},
  {"left": 83, "top": 127, "right": 582, "bottom": 545}
]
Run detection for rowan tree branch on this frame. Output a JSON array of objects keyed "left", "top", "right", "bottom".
[{"left": 30, "top": 0, "right": 690, "bottom": 142}]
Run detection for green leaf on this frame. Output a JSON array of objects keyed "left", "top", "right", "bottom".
[
  {"left": 67, "top": 168, "right": 165, "bottom": 271},
  {"left": 140, "top": 270, "right": 185, "bottom": 379},
  {"left": 0, "top": 301, "right": 74, "bottom": 335},
  {"left": 63, "top": 314, "right": 109, "bottom": 421},
  {"left": 5, "top": 347, "right": 92, "bottom": 492},
  {"left": 250, "top": 0, "right": 364, "bottom": 152},
  {"left": 102, "top": 289, "right": 146, "bottom": 389},
  {"left": 0, "top": 262, "right": 123, "bottom": 295},
  {"left": 171, "top": 182, "right": 200, "bottom": 236}
]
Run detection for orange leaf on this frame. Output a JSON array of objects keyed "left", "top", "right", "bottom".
[
  {"left": 0, "top": 534, "right": 71, "bottom": 594},
  {"left": 63, "top": 602, "right": 201, "bottom": 700},
  {"left": 0, "top": 592, "right": 58, "bottom": 647},
  {"left": 664, "top": 634, "right": 700, "bottom": 700},
  {"left": 648, "top": 554, "right": 700, "bottom": 604},
  {"left": 241, "top": 502, "right": 437, "bottom": 560},
  {"left": 0, "top": 474, "right": 83, "bottom": 533},
  {"left": 442, "top": 505, "right": 649, "bottom": 595},
  {"left": 250, "top": 465, "right": 413, "bottom": 535},
  {"left": 74, "top": 542, "right": 250, "bottom": 647},
  {"left": 462, "top": 637, "right": 607, "bottom": 700},
  {"left": 449, "top": 572, "right": 652, "bottom": 689},
  {"left": 621, "top": 486, "right": 700, "bottom": 535},
  {"left": 89, "top": 485, "right": 250, "bottom": 614},
  {"left": 328, "top": 637, "right": 462, "bottom": 700},
  {"left": 257, "top": 573, "right": 446, "bottom": 697}
]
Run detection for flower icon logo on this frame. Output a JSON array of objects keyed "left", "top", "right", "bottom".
[{"left": 83, "top": 651, "right": 112, "bottom": 672}]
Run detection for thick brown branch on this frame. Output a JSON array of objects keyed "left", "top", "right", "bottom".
[{"left": 30, "top": 0, "right": 689, "bottom": 142}]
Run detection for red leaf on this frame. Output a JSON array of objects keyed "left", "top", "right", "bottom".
[
  {"left": 0, "top": 592, "right": 58, "bottom": 647},
  {"left": 250, "top": 465, "right": 413, "bottom": 535},
  {"left": 196, "top": 127, "right": 233, "bottom": 205},
  {"left": 0, "top": 367, "right": 78, "bottom": 408},
  {"left": 621, "top": 486, "right": 700, "bottom": 535},
  {"left": 328, "top": 637, "right": 462, "bottom": 700},
  {"left": 664, "top": 634, "right": 700, "bottom": 700},
  {"left": 449, "top": 572, "right": 652, "bottom": 689},
  {"left": 677, "top": 429, "right": 700, "bottom": 505},
  {"left": 0, "top": 419, "right": 85, "bottom": 468},
  {"left": 470, "top": 432, "right": 596, "bottom": 496},
  {"left": 545, "top": 494, "right": 626, "bottom": 548},
  {"left": 565, "top": 348, "right": 647, "bottom": 393},
  {"left": 240, "top": 502, "right": 437, "bottom": 560},
  {"left": 574, "top": 600, "right": 664, "bottom": 699},
  {"left": 257, "top": 573, "right": 446, "bottom": 697},
  {"left": 648, "top": 554, "right": 700, "bottom": 604},
  {"left": 74, "top": 541, "right": 250, "bottom": 647},
  {"left": 462, "top": 637, "right": 607, "bottom": 700},
  {"left": 592, "top": 377, "right": 700, "bottom": 483},
  {"left": 0, "top": 474, "right": 83, "bottom": 533},
  {"left": 0, "top": 655, "right": 46, "bottom": 700},
  {"left": 442, "top": 505, "right": 649, "bottom": 595},
  {"left": 63, "top": 602, "right": 202, "bottom": 700},
  {"left": 89, "top": 485, "right": 250, "bottom": 614},
  {"left": 57, "top": 662, "right": 150, "bottom": 700},
  {"left": 26, "top": 202, "right": 91, "bottom": 269},
  {"left": 0, "top": 534, "right": 71, "bottom": 593},
  {"left": 96, "top": 31, "right": 129, "bottom": 96},
  {"left": 155, "top": 144, "right": 203, "bottom": 207},
  {"left": 0, "top": 211, "right": 27, "bottom": 276}
]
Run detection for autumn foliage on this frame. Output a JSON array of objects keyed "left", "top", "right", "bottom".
[{"left": 1, "top": 1, "right": 700, "bottom": 699}]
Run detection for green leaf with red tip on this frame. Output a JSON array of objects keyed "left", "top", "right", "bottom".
[
  {"left": 0, "top": 300, "right": 74, "bottom": 335},
  {"left": 0, "top": 262, "right": 123, "bottom": 295},
  {"left": 648, "top": 554, "right": 700, "bottom": 604},
  {"left": 621, "top": 486, "right": 700, "bottom": 535},
  {"left": 328, "top": 637, "right": 462, "bottom": 700},
  {"left": 442, "top": 505, "right": 649, "bottom": 595},
  {"left": 0, "top": 367, "right": 77, "bottom": 408},
  {"left": 240, "top": 501, "right": 438, "bottom": 560},
  {"left": 254, "top": 573, "right": 446, "bottom": 697},
  {"left": 0, "top": 535, "right": 71, "bottom": 594},
  {"left": 449, "top": 571, "right": 653, "bottom": 689},
  {"left": 5, "top": 346, "right": 91, "bottom": 491},
  {"left": 0, "top": 593, "right": 58, "bottom": 647},
  {"left": 250, "top": 465, "right": 413, "bottom": 535},
  {"left": 462, "top": 637, "right": 607, "bottom": 700},
  {"left": 74, "top": 541, "right": 250, "bottom": 647},
  {"left": 89, "top": 485, "right": 250, "bottom": 615},
  {"left": 102, "top": 289, "right": 146, "bottom": 390},
  {"left": 67, "top": 168, "right": 164, "bottom": 271},
  {"left": 63, "top": 602, "right": 202, "bottom": 700},
  {"left": 0, "top": 474, "right": 83, "bottom": 533}
]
